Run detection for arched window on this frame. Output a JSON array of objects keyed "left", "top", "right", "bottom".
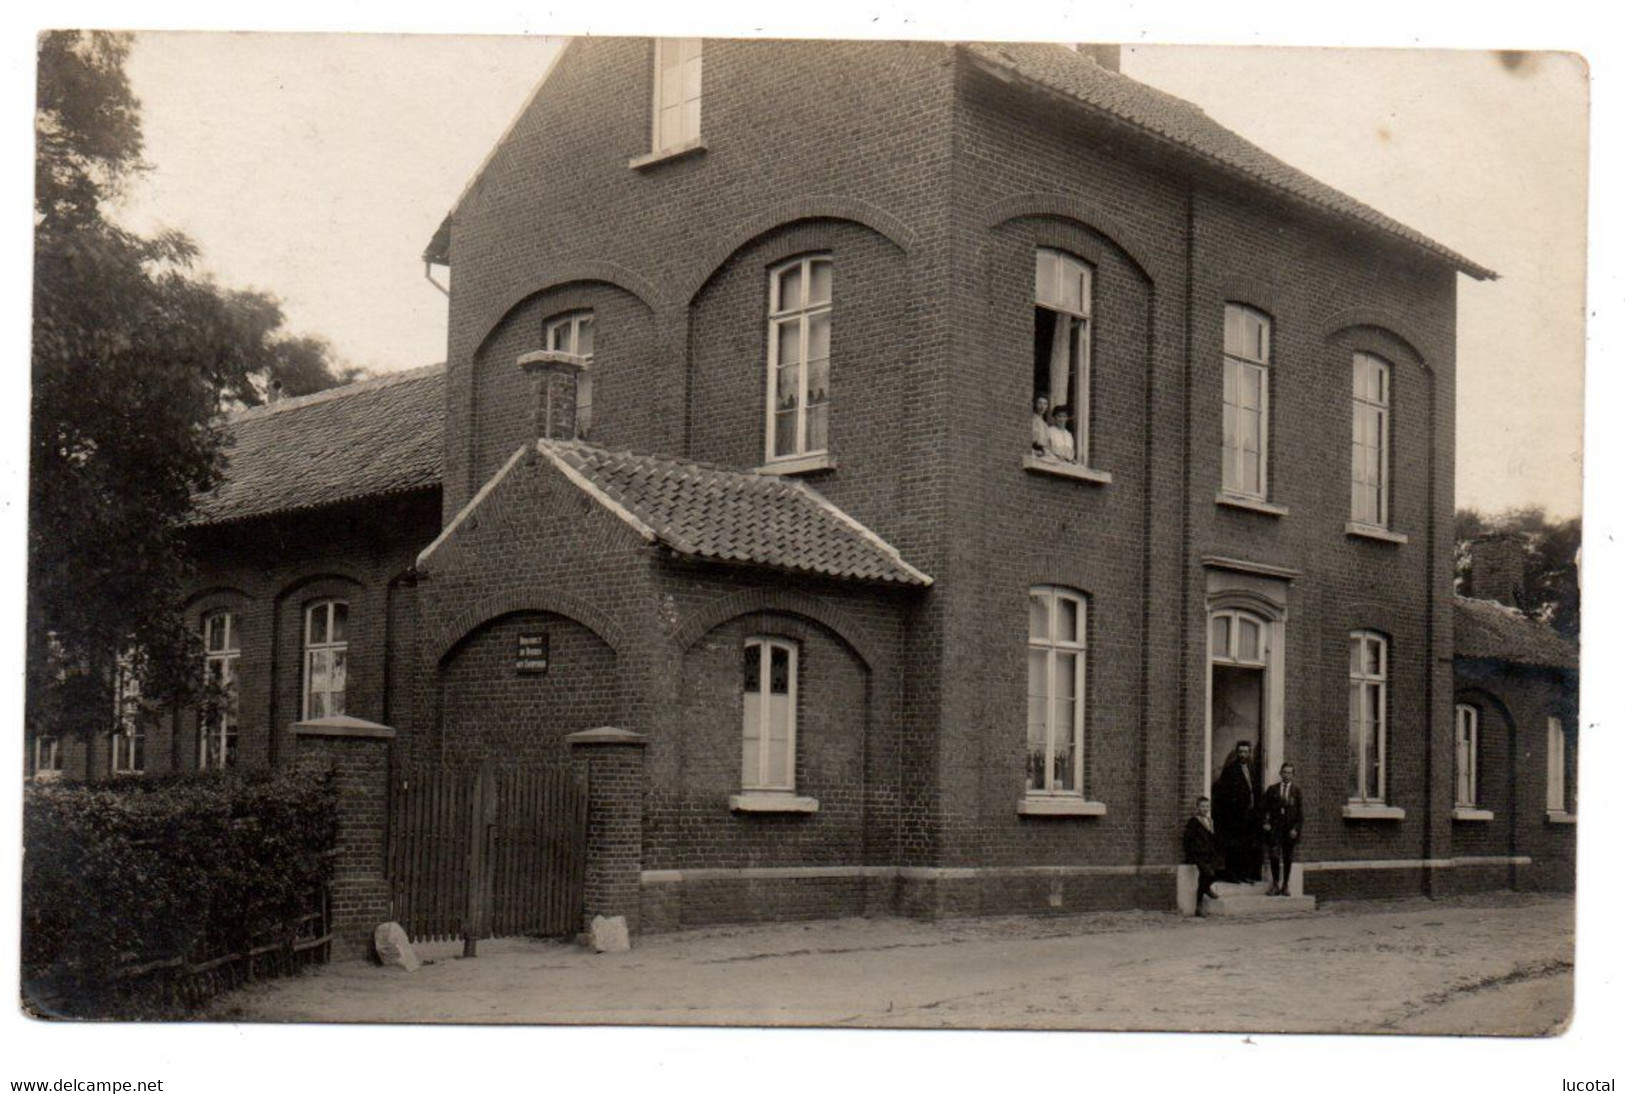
[
  {"left": 303, "top": 600, "right": 349, "bottom": 720},
  {"left": 1222, "top": 304, "right": 1271, "bottom": 500},
  {"left": 742, "top": 637, "right": 797, "bottom": 791},
  {"left": 1348, "top": 631, "right": 1389, "bottom": 803},
  {"left": 112, "top": 651, "right": 145, "bottom": 775},
  {"left": 766, "top": 254, "right": 833, "bottom": 462},
  {"left": 201, "top": 610, "right": 240, "bottom": 769},
  {"left": 1351, "top": 352, "right": 1392, "bottom": 528},
  {"left": 1454, "top": 704, "right": 1479, "bottom": 808},
  {"left": 1027, "top": 586, "right": 1087, "bottom": 796},
  {"left": 1032, "top": 249, "right": 1093, "bottom": 465},
  {"left": 544, "top": 310, "right": 594, "bottom": 437}
]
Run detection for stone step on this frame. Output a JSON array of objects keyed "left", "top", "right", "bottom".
[{"left": 1201, "top": 893, "right": 1316, "bottom": 916}]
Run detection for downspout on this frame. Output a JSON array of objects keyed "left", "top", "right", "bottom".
[{"left": 423, "top": 261, "right": 450, "bottom": 298}]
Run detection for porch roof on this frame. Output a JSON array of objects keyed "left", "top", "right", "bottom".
[{"left": 538, "top": 440, "right": 933, "bottom": 588}]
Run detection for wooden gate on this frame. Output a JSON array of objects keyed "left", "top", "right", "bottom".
[{"left": 387, "top": 763, "right": 588, "bottom": 944}]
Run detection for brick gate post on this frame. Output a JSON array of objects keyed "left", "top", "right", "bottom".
[
  {"left": 290, "top": 715, "right": 396, "bottom": 960},
  {"left": 567, "top": 726, "right": 648, "bottom": 935}
]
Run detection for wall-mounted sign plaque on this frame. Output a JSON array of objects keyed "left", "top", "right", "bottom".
[{"left": 516, "top": 632, "right": 550, "bottom": 674}]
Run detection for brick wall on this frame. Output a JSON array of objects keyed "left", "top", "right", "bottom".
[{"left": 291, "top": 726, "right": 395, "bottom": 959}]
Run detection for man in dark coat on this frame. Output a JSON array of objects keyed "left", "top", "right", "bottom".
[
  {"left": 1260, "top": 761, "right": 1305, "bottom": 896},
  {"left": 1212, "top": 740, "right": 1261, "bottom": 882},
  {"left": 1182, "top": 796, "right": 1225, "bottom": 912}
]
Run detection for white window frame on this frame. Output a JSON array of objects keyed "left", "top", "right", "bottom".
[
  {"left": 1033, "top": 249, "right": 1094, "bottom": 465},
  {"left": 1454, "top": 704, "right": 1479, "bottom": 808},
  {"left": 765, "top": 254, "right": 833, "bottom": 463},
  {"left": 1348, "top": 630, "right": 1388, "bottom": 804},
  {"left": 32, "top": 734, "right": 63, "bottom": 781},
  {"left": 1351, "top": 352, "right": 1392, "bottom": 528},
  {"left": 1026, "top": 586, "right": 1088, "bottom": 798},
  {"left": 1222, "top": 304, "right": 1271, "bottom": 501},
  {"left": 741, "top": 637, "right": 798, "bottom": 792},
  {"left": 201, "top": 610, "right": 241, "bottom": 769},
  {"left": 651, "top": 38, "right": 703, "bottom": 154},
  {"left": 302, "top": 600, "right": 349, "bottom": 721},
  {"left": 112, "top": 652, "right": 145, "bottom": 775},
  {"left": 544, "top": 310, "right": 594, "bottom": 438},
  {"left": 1546, "top": 715, "right": 1573, "bottom": 817}
]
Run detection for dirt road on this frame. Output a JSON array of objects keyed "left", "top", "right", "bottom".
[{"left": 211, "top": 892, "right": 1573, "bottom": 1034}]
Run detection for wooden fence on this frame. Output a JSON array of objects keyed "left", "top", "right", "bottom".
[{"left": 388, "top": 763, "right": 588, "bottom": 944}]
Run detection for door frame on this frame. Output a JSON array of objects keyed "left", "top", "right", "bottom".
[{"left": 1202, "top": 584, "right": 1288, "bottom": 794}]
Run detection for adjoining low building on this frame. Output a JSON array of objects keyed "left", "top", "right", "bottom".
[{"left": 32, "top": 40, "right": 1578, "bottom": 932}]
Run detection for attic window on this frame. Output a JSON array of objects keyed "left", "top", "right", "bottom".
[{"left": 652, "top": 39, "right": 702, "bottom": 154}]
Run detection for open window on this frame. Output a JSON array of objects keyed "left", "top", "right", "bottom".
[{"left": 1032, "top": 250, "right": 1092, "bottom": 465}]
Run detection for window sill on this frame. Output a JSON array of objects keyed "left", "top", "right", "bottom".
[
  {"left": 1342, "top": 802, "right": 1405, "bottom": 821},
  {"left": 1216, "top": 493, "right": 1288, "bottom": 518},
  {"left": 1017, "top": 797, "right": 1107, "bottom": 817},
  {"left": 1546, "top": 810, "right": 1578, "bottom": 825},
  {"left": 730, "top": 792, "right": 819, "bottom": 814},
  {"left": 1023, "top": 455, "right": 1113, "bottom": 485},
  {"left": 1345, "top": 522, "right": 1409, "bottom": 545},
  {"left": 1452, "top": 806, "right": 1495, "bottom": 822},
  {"left": 755, "top": 452, "right": 837, "bottom": 476},
  {"left": 629, "top": 138, "right": 707, "bottom": 171}
]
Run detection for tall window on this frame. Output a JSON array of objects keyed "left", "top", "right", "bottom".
[
  {"left": 1454, "top": 704, "right": 1479, "bottom": 808},
  {"left": 1032, "top": 249, "right": 1093, "bottom": 464},
  {"left": 742, "top": 637, "right": 797, "bottom": 791},
  {"left": 1348, "top": 631, "right": 1388, "bottom": 803},
  {"left": 112, "top": 653, "right": 145, "bottom": 775},
  {"left": 1351, "top": 352, "right": 1392, "bottom": 527},
  {"left": 1027, "top": 587, "right": 1087, "bottom": 796},
  {"left": 201, "top": 611, "right": 240, "bottom": 769},
  {"left": 767, "top": 255, "right": 832, "bottom": 461},
  {"left": 1222, "top": 305, "right": 1271, "bottom": 499},
  {"left": 652, "top": 38, "right": 702, "bottom": 153},
  {"left": 1546, "top": 715, "right": 1574, "bottom": 815},
  {"left": 303, "top": 600, "right": 348, "bottom": 720},
  {"left": 544, "top": 310, "right": 595, "bottom": 437},
  {"left": 31, "top": 735, "right": 62, "bottom": 780}
]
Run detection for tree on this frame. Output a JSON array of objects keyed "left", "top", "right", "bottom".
[
  {"left": 1455, "top": 505, "right": 1581, "bottom": 640},
  {"left": 29, "top": 31, "right": 358, "bottom": 741}
]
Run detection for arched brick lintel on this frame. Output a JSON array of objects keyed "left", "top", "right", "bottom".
[
  {"left": 682, "top": 195, "right": 918, "bottom": 307},
  {"left": 469, "top": 260, "right": 667, "bottom": 359},
  {"left": 671, "top": 588, "right": 884, "bottom": 673},
  {"left": 430, "top": 588, "right": 628, "bottom": 666},
  {"left": 1321, "top": 309, "right": 1434, "bottom": 370},
  {"left": 981, "top": 192, "right": 1164, "bottom": 286}
]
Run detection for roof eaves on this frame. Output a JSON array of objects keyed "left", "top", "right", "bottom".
[
  {"left": 961, "top": 45, "right": 1498, "bottom": 282},
  {"left": 185, "top": 480, "right": 440, "bottom": 530},
  {"left": 787, "top": 479, "right": 935, "bottom": 587}
]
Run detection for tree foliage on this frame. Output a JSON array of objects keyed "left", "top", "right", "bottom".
[
  {"left": 30, "top": 31, "right": 360, "bottom": 739},
  {"left": 1455, "top": 505, "right": 1581, "bottom": 639}
]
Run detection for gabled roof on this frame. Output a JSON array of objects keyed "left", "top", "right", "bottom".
[
  {"left": 1454, "top": 596, "right": 1578, "bottom": 671},
  {"left": 536, "top": 440, "right": 933, "bottom": 587},
  {"left": 963, "top": 42, "right": 1496, "bottom": 281},
  {"left": 185, "top": 365, "right": 444, "bottom": 526}
]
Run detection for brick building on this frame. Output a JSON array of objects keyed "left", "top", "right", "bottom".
[{"left": 35, "top": 40, "right": 1578, "bottom": 928}]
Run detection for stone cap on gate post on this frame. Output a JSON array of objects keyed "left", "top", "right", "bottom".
[
  {"left": 291, "top": 714, "right": 398, "bottom": 740},
  {"left": 565, "top": 726, "right": 648, "bottom": 748}
]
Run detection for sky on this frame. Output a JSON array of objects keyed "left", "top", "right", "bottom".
[{"left": 113, "top": 33, "right": 1588, "bottom": 519}]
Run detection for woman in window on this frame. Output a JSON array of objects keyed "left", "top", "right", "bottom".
[{"left": 1046, "top": 405, "right": 1076, "bottom": 463}]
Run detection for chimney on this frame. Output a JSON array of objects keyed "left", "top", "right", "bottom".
[
  {"left": 1072, "top": 44, "right": 1121, "bottom": 73},
  {"left": 1468, "top": 533, "right": 1527, "bottom": 608},
  {"left": 517, "top": 350, "right": 588, "bottom": 442}
]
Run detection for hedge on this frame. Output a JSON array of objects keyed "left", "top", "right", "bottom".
[{"left": 22, "top": 768, "right": 338, "bottom": 1018}]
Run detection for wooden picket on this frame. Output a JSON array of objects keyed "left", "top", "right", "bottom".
[{"left": 388, "top": 763, "right": 587, "bottom": 945}]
